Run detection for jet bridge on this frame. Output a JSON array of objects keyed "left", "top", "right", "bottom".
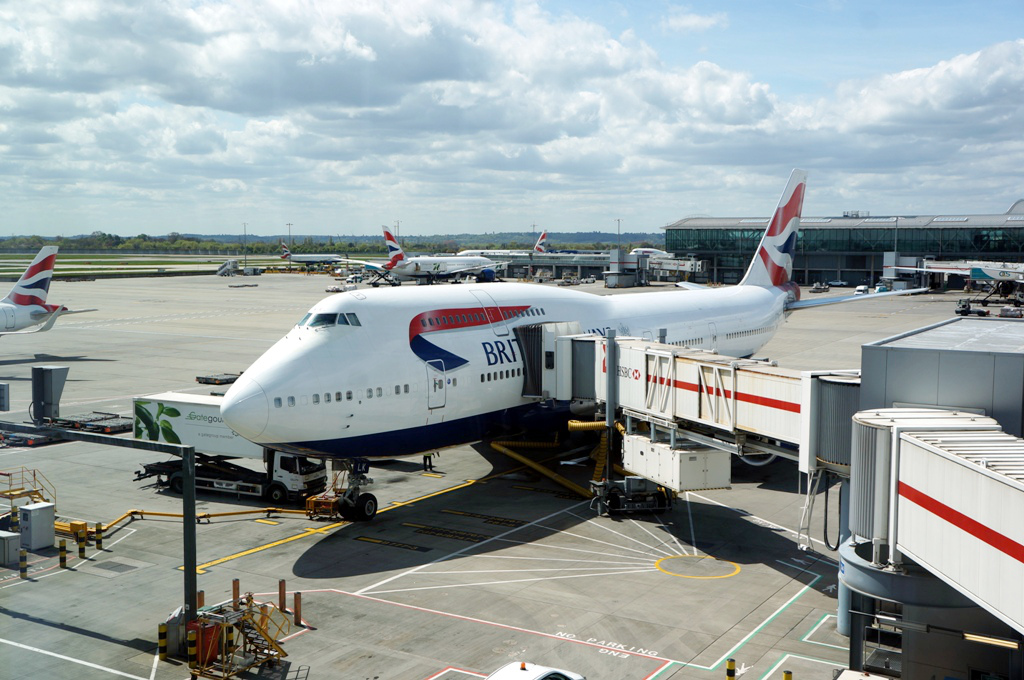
[{"left": 530, "top": 333, "right": 861, "bottom": 494}]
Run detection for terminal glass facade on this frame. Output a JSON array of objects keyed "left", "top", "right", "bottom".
[{"left": 666, "top": 225, "right": 1024, "bottom": 284}]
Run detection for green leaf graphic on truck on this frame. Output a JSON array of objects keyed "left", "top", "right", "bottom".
[{"left": 134, "top": 401, "right": 182, "bottom": 444}]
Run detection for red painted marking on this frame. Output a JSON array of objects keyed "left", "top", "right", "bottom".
[
  {"left": 899, "top": 481, "right": 1024, "bottom": 564},
  {"left": 649, "top": 375, "right": 801, "bottom": 414}
]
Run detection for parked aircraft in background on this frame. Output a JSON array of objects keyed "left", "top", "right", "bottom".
[
  {"left": 0, "top": 247, "right": 93, "bottom": 336},
  {"left": 221, "top": 170, "right": 922, "bottom": 469},
  {"left": 457, "top": 232, "right": 548, "bottom": 257},
  {"left": 630, "top": 247, "right": 672, "bottom": 258},
  {"left": 345, "top": 226, "right": 503, "bottom": 286},
  {"left": 887, "top": 259, "right": 1024, "bottom": 305},
  {"left": 279, "top": 243, "right": 343, "bottom": 265}
]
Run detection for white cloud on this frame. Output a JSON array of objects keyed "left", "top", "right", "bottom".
[
  {"left": 0, "top": 1, "right": 1020, "bottom": 234},
  {"left": 661, "top": 6, "right": 729, "bottom": 33}
]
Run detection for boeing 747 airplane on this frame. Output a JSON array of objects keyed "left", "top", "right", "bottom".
[{"left": 222, "top": 170, "right": 919, "bottom": 506}]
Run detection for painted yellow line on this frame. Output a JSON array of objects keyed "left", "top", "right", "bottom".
[
  {"left": 655, "top": 554, "right": 741, "bottom": 579},
  {"left": 184, "top": 522, "right": 347, "bottom": 573},
  {"left": 422, "top": 472, "right": 444, "bottom": 478},
  {"left": 254, "top": 519, "right": 280, "bottom": 525}
]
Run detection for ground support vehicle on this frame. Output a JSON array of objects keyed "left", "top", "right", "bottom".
[
  {"left": 956, "top": 299, "right": 990, "bottom": 317},
  {"left": 305, "top": 458, "right": 377, "bottom": 521},
  {"left": 135, "top": 450, "right": 326, "bottom": 504},
  {"left": 589, "top": 476, "right": 671, "bottom": 515}
]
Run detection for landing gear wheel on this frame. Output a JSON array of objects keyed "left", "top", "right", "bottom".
[
  {"left": 354, "top": 493, "right": 378, "bottom": 521},
  {"left": 169, "top": 474, "right": 184, "bottom": 494}
]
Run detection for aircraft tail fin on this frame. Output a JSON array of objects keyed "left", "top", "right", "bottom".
[
  {"left": 280, "top": 242, "right": 292, "bottom": 260},
  {"left": 534, "top": 231, "right": 548, "bottom": 253},
  {"left": 739, "top": 169, "right": 807, "bottom": 288},
  {"left": 382, "top": 225, "right": 406, "bottom": 270},
  {"left": 2, "top": 246, "right": 60, "bottom": 310}
]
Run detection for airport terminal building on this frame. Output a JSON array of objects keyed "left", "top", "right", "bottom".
[{"left": 664, "top": 200, "right": 1024, "bottom": 285}]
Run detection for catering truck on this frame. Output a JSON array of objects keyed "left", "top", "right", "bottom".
[{"left": 133, "top": 392, "right": 327, "bottom": 503}]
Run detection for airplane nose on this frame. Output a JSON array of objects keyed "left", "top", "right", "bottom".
[{"left": 221, "top": 375, "right": 269, "bottom": 441}]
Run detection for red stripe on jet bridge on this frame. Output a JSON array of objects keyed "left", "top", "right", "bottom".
[
  {"left": 649, "top": 375, "right": 801, "bottom": 414},
  {"left": 899, "top": 481, "right": 1024, "bottom": 564}
]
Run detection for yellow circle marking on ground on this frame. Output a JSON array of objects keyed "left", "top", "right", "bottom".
[{"left": 655, "top": 554, "right": 741, "bottom": 579}]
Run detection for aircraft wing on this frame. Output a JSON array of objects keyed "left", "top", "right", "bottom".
[
  {"left": 442, "top": 262, "right": 502, "bottom": 276},
  {"left": 333, "top": 258, "right": 386, "bottom": 272},
  {"left": 674, "top": 281, "right": 709, "bottom": 291},
  {"left": 786, "top": 288, "right": 929, "bottom": 310}
]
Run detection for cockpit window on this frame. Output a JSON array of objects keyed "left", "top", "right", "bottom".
[
  {"left": 345, "top": 313, "right": 361, "bottom": 326},
  {"left": 297, "top": 313, "right": 312, "bottom": 327},
  {"left": 336, "top": 314, "right": 350, "bottom": 326},
  {"left": 307, "top": 313, "right": 338, "bottom": 327}
]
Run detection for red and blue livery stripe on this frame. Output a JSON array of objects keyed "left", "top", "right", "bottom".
[{"left": 408, "top": 304, "right": 531, "bottom": 369}]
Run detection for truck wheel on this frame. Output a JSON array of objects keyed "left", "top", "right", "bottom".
[
  {"left": 169, "top": 474, "right": 184, "bottom": 494},
  {"left": 354, "top": 493, "right": 378, "bottom": 521},
  {"left": 266, "top": 485, "right": 287, "bottom": 504}
]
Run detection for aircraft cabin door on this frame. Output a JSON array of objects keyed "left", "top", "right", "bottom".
[
  {"left": 707, "top": 322, "right": 718, "bottom": 352},
  {"left": 469, "top": 290, "right": 509, "bottom": 337},
  {"left": 3, "top": 308, "right": 13, "bottom": 330},
  {"left": 427, "top": 360, "right": 446, "bottom": 409}
]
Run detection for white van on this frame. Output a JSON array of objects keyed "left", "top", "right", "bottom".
[{"left": 854, "top": 285, "right": 870, "bottom": 295}]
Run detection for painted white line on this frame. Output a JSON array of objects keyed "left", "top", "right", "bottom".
[
  {"left": 627, "top": 517, "right": 679, "bottom": 557},
  {"left": 565, "top": 513, "right": 674, "bottom": 557},
  {"left": 424, "top": 566, "right": 655, "bottom": 574},
  {"left": 656, "top": 515, "right": 692, "bottom": 557},
  {"left": 687, "top": 491, "right": 837, "bottom": 553},
  {"left": 756, "top": 653, "right": 844, "bottom": 680},
  {"left": 449, "top": 555, "right": 651, "bottom": 565},
  {"left": 356, "top": 500, "right": 591, "bottom": 595},
  {"left": 532, "top": 525, "right": 665, "bottom": 558},
  {"left": 494, "top": 536, "right": 652, "bottom": 562},
  {"left": 0, "top": 637, "right": 150, "bottom": 680},
  {"left": 801, "top": 614, "right": 847, "bottom": 651},
  {"left": 369, "top": 567, "right": 658, "bottom": 595}
]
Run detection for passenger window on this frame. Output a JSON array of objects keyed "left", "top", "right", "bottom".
[
  {"left": 324, "top": 393, "right": 331, "bottom": 403},
  {"left": 335, "top": 392, "right": 342, "bottom": 401},
  {"left": 346, "top": 313, "right": 361, "bottom": 326},
  {"left": 312, "top": 394, "right": 320, "bottom": 404},
  {"left": 394, "top": 384, "right": 400, "bottom": 394},
  {"left": 452, "top": 378, "right": 457, "bottom": 387},
  {"left": 274, "top": 397, "right": 282, "bottom": 408},
  {"left": 404, "top": 384, "right": 409, "bottom": 393},
  {"left": 287, "top": 396, "right": 295, "bottom": 407},
  {"left": 376, "top": 387, "right": 382, "bottom": 397},
  {"left": 367, "top": 389, "right": 373, "bottom": 399},
  {"left": 346, "top": 391, "right": 352, "bottom": 400}
]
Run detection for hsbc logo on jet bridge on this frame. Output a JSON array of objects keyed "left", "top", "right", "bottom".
[{"left": 616, "top": 366, "right": 641, "bottom": 380}]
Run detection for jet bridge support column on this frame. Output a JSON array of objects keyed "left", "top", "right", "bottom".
[{"left": 604, "top": 330, "right": 617, "bottom": 483}]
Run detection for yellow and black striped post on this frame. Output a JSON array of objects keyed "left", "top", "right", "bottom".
[
  {"left": 59, "top": 539, "right": 67, "bottom": 568},
  {"left": 157, "top": 623, "right": 167, "bottom": 661},
  {"left": 226, "top": 625, "right": 235, "bottom": 654},
  {"left": 95, "top": 522, "right": 103, "bottom": 551},
  {"left": 77, "top": 530, "right": 86, "bottom": 559},
  {"left": 186, "top": 629, "right": 197, "bottom": 669},
  {"left": 10, "top": 509, "right": 19, "bottom": 532},
  {"left": 19, "top": 549, "right": 27, "bottom": 579},
  {"left": 783, "top": 671, "right": 792, "bottom": 680},
  {"left": 726, "top": 658, "right": 736, "bottom": 680}
]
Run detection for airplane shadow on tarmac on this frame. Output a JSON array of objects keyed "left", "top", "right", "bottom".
[{"left": 289, "top": 445, "right": 837, "bottom": 599}]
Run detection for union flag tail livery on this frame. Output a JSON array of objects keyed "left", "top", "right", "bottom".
[
  {"left": 534, "top": 231, "right": 548, "bottom": 253},
  {"left": 3, "top": 246, "right": 59, "bottom": 310},
  {"left": 0, "top": 246, "right": 93, "bottom": 336},
  {"left": 280, "top": 242, "right": 291, "bottom": 260},
  {"left": 381, "top": 226, "right": 406, "bottom": 270},
  {"left": 739, "top": 170, "right": 807, "bottom": 289}
]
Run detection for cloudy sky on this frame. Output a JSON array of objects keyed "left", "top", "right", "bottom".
[{"left": 2, "top": 1, "right": 1022, "bottom": 238}]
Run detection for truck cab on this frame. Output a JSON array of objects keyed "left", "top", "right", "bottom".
[{"left": 268, "top": 450, "right": 327, "bottom": 502}]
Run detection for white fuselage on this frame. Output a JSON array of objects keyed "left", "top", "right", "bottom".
[
  {"left": 0, "top": 300, "right": 55, "bottom": 333},
  {"left": 386, "top": 255, "right": 497, "bottom": 279},
  {"left": 222, "top": 282, "right": 791, "bottom": 459}
]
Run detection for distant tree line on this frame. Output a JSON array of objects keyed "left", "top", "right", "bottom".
[{"left": 0, "top": 231, "right": 664, "bottom": 255}]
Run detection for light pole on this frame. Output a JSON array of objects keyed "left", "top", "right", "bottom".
[
  {"left": 286, "top": 223, "right": 293, "bottom": 271},
  {"left": 395, "top": 220, "right": 402, "bottom": 248},
  {"left": 615, "top": 218, "right": 621, "bottom": 253},
  {"left": 242, "top": 222, "right": 247, "bottom": 269}
]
